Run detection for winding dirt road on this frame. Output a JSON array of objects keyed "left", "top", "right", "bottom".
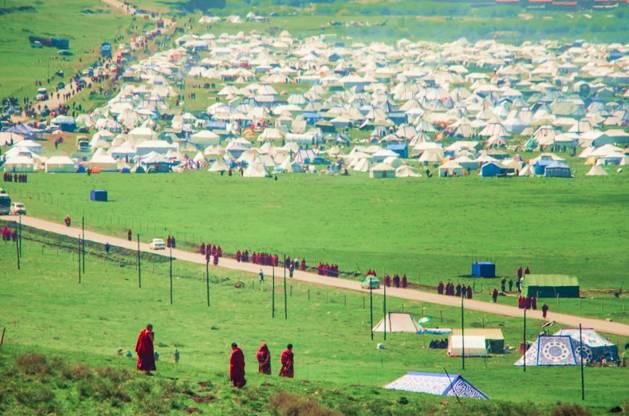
[{"left": 3, "top": 215, "right": 628, "bottom": 337}]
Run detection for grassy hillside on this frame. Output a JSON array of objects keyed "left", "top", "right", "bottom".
[
  {"left": 0, "top": 233, "right": 627, "bottom": 414},
  {"left": 0, "top": 0, "right": 133, "bottom": 98},
  {"left": 134, "top": 0, "right": 629, "bottom": 43}
]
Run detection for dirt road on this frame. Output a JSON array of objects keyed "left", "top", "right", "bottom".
[{"left": 3, "top": 215, "right": 629, "bottom": 337}]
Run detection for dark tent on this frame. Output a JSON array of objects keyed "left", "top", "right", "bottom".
[{"left": 523, "top": 274, "right": 580, "bottom": 298}]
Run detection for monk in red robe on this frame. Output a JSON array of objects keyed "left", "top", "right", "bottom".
[
  {"left": 135, "top": 324, "right": 156, "bottom": 373},
  {"left": 401, "top": 274, "right": 408, "bottom": 288},
  {"left": 127, "top": 229, "right": 132, "bottom": 241},
  {"left": 279, "top": 344, "right": 294, "bottom": 378},
  {"left": 300, "top": 259, "right": 306, "bottom": 271},
  {"left": 230, "top": 342, "right": 246, "bottom": 388},
  {"left": 256, "top": 342, "right": 271, "bottom": 375}
]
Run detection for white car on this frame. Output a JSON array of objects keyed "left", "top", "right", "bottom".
[
  {"left": 10, "top": 202, "right": 26, "bottom": 215},
  {"left": 149, "top": 238, "right": 166, "bottom": 250}
]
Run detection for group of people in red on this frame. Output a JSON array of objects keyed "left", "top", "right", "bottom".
[
  {"left": 437, "top": 281, "right": 473, "bottom": 299},
  {"left": 200, "top": 243, "right": 223, "bottom": 265},
  {"left": 251, "top": 252, "right": 279, "bottom": 267},
  {"left": 230, "top": 342, "right": 295, "bottom": 388},
  {"left": 317, "top": 263, "right": 339, "bottom": 277},
  {"left": 134, "top": 324, "right": 294, "bottom": 389},
  {"left": 384, "top": 274, "right": 408, "bottom": 288},
  {"left": 1, "top": 225, "right": 17, "bottom": 241},
  {"left": 3, "top": 173, "right": 28, "bottom": 183},
  {"left": 366, "top": 269, "right": 410, "bottom": 289}
]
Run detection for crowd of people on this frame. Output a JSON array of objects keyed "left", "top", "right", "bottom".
[
  {"left": 134, "top": 325, "right": 294, "bottom": 389},
  {"left": 437, "top": 282, "right": 473, "bottom": 299},
  {"left": 201, "top": 243, "right": 223, "bottom": 265},
  {"left": 383, "top": 274, "right": 408, "bottom": 288},
  {"left": 2, "top": 173, "right": 28, "bottom": 183},
  {"left": 316, "top": 263, "right": 339, "bottom": 277}
]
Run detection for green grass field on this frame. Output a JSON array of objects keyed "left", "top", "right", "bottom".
[
  {"left": 0, "top": 233, "right": 627, "bottom": 414},
  {"left": 4, "top": 172, "right": 628, "bottom": 289}
]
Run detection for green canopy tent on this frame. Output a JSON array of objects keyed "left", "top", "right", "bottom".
[{"left": 522, "top": 274, "right": 579, "bottom": 298}]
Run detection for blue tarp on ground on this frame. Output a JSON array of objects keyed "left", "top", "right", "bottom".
[{"left": 385, "top": 371, "right": 489, "bottom": 400}]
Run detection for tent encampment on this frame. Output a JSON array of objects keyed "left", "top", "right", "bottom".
[{"left": 385, "top": 372, "right": 489, "bottom": 400}]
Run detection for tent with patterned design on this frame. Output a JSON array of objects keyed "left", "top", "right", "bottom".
[
  {"left": 554, "top": 329, "right": 618, "bottom": 364},
  {"left": 385, "top": 371, "right": 489, "bottom": 400},
  {"left": 514, "top": 335, "right": 579, "bottom": 366}
]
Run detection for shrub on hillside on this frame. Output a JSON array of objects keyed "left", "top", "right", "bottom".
[
  {"left": 551, "top": 403, "right": 591, "bottom": 416},
  {"left": 269, "top": 390, "right": 341, "bottom": 416}
]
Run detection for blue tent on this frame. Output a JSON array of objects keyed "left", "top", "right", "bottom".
[
  {"left": 471, "top": 261, "right": 495, "bottom": 278},
  {"left": 480, "top": 162, "right": 504, "bottom": 177},
  {"left": 544, "top": 161, "right": 572, "bottom": 178},
  {"left": 386, "top": 143, "right": 408, "bottom": 159},
  {"left": 385, "top": 371, "right": 489, "bottom": 400}
]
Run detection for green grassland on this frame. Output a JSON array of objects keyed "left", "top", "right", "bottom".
[
  {"left": 140, "top": 0, "right": 629, "bottom": 44},
  {"left": 0, "top": 233, "right": 627, "bottom": 414},
  {"left": 0, "top": 0, "right": 134, "bottom": 98},
  {"left": 3, "top": 173, "right": 628, "bottom": 297}
]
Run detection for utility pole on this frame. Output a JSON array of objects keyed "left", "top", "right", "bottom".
[
  {"left": 523, "top": 307, "right": 527, "bottom": 372},
  {"left": 169, "top": 247, "right": 173, "bottom": 305},
  {"left": 461, "top": 291, "right": 465, "bottom": 370},
  {"left": 137, "top": 234, "right": 141, "bottom": 288},
  {"left": 206, "top": 253, "right": 210, "bottom": 307},
  {"left": 283, "top": 255, "right": 287, "bottom": 320},
  {"left": 81, "top": 216, "right": 85, "bottom": 274},
  {"left": 18, "top": 214, "right": 22, "bottom": 257},
  {"left": 383, "top": 283, "right": 387, "bottom": 341},
  {"left": 77, "top": 235, "right": 81, "bottom": 284},
  {"left": 579, "top": 323, "right": 585, "bottom": 401},
  {"left": 369, "top": 279, "right": 374, "bottom": 340}
]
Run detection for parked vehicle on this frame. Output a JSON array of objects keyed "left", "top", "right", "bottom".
[
  {"left": 149, "top": 238, "right": 166, "bottom": 250},
  {"left": 0, "top": 192, "right": 11, "bottom": 215},
  {"left": 10, "top": 202, "right": 26, "bottom": 215}
]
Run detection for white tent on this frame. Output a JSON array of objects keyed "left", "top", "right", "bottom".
[
  {"left": 448, "top": 335, "right": 488, "bottom": 357},
  {"left": 586, "top": 165, "right": 607, "bottom": 176},
  {"left": 45, "top": 155, "right": 76, "bottom": 173},
  {"left": 243, "top": 161, "right": 267, "bottom": 177},
  {"left": 4, "top": 155, "right": 35, "bottom": 173},
  {"left": 369, "top": 163, "right": 395, "bottom": 179},
  {"left": 89, "top": 150, "right": 118, "bottom": 171},
  {"left": 438, "top": 160, "right": 464, "bottom": 177},
  {"left": 208, "top": 159, "right": 229, "bottom": 173},
  {"left": 373, "top": 313, "right": 419, "bottom": 333},
  {"left": 190, "top": 130, "right": 220, "bottom": 147},
  {"left": 128, "top": 126, "right": 157, "bottom": 144},
  {"left": 351, "top": 158, "right": 370, "bottom": 173},
  {"left": 395, "top": 165, "right": 420, "bottom": 177}
]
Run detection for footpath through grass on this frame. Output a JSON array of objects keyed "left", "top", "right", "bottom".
[{"left": 0, "top": 233, "right": 627, "bottom": 414}]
